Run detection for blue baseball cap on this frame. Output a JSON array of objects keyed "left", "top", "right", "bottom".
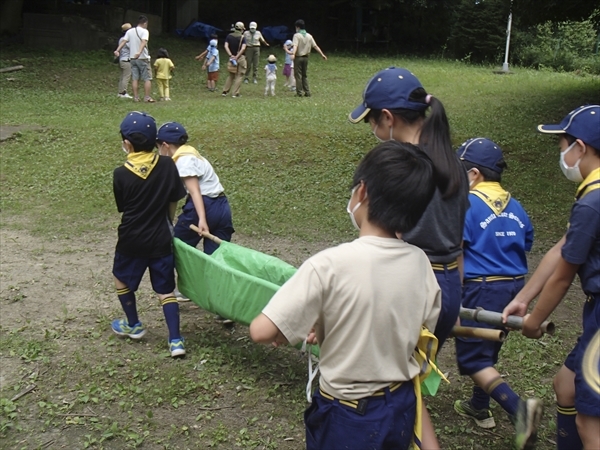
[
  {"left": 538, "top": 105, "right": 600, "bottom": 150},
  {"left": 457, "top": 137, "right": 505, "bottom": 174},
  {"left": 157, "top": 122, "right": 188, "bottom": 144},
  {"left": 120, "top": 111, "right": 156, "bottom": 143},
  {"left": 348, "top": 67, "right": 428, "bottom": 124}
]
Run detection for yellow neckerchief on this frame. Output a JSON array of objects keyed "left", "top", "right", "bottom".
[
  {"left": 576, "top": 167, "right": 600, "bottom": 201},
  {"left": 411, "top": 327, "right": 449, "bottom": 449},
  {"left": 172, "top": 144, "right": 205, "bottom": 164},
  {"left": 124, "top": 151, "right": 158, "bottom": 179},
  {"left": 471, "top": 181, "right": 511, "bottom": 215}
]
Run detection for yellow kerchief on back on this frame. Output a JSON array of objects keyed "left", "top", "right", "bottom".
[
  {"left": 124, "top": 151, "right": 159, "bottom": 179},
  {"left": 471, "top": 181, "right": 511, "bottom": 215}
]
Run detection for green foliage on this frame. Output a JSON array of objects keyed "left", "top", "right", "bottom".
[
  {"left": 449, "top": 0, "right": 510, "bottom": 63},
  {"left": 512, "top": 14, "right": 600, "bottom": 73}
]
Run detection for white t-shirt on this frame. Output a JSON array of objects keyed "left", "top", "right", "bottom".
[
  {"left": 262, "top": 236, "right": 441, "bottom": 400},
  {"left": 175, "top": 154, "right": 224, "bottom": 198},
  {"left": 125, "top": 26, "right": 150, "bottom": 60}
]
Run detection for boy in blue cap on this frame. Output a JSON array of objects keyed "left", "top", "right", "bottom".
[
  {"left": 250, "top": 141, "right": 442, "bottom": 450},
  {"left": 504, "top": 105, "right": 600, "bottom": 450},
  {"left": 112, "top": 111, "right": 187, "bottom": 357},
  {"left": 453, "top": 138, "right": 542, "bottom": 449},
  {"left": 156, "top": 121, "right": 234, "bottom": 256}
]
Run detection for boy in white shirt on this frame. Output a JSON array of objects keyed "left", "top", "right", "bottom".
[
  {"left": 250, "top": 141, "right": 442, "bottom": 450},
  {"left": 264, "top": 54, "right": 277, "bottom": 96}
]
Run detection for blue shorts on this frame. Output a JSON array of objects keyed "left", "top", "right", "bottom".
[
  {"left": 455, "top": 277, "right": 525, "bottom": 375},
  {"left": 112, "top": 251, "right": 175, "bottom": 295},
  {"left": 432, "top": 263, "right": 462, "bottom": 349},
  {"left": 305, "top": 382, "right": 416, "bottom": 450},
  {"left": 174, "top": 195, "right": 234, "bottom": 255},
  {"left": 564, "top": 295, "right": 600, "bottom": 417}
]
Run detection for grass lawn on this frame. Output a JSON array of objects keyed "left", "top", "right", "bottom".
[{"left": 1, "top": 35, "right": 599, "bottom": 449}]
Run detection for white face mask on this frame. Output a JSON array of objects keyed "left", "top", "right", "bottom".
[
  {"left": 467, "top": 169, "right": 475, "bottom": 188},
  {"left": 346, "top": 186, "right": 362, "bottom": 231},
  {"left": 372, "top": 124, "right": 394, "bottom": 143},
  {"left": 559, "top": 141, "right": 584, "bottom": 183}
]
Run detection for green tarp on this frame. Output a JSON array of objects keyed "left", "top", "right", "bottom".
[{"left": 174, "top": 237, "right": 441, "bottom": 395}]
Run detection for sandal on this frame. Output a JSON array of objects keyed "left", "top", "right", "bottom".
[{"left": 144, "top": 96, "right": 155, "bottom": 103}]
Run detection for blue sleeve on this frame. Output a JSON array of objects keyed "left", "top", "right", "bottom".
[
  {"left": 462, "top": 195, "right": 476, "bottom": 245},
  {"left": 562, "top": 202, "right": 600, "bottom": 265},
  {"left": 524, "top": 213, "right": 534, "bottom": 252}
]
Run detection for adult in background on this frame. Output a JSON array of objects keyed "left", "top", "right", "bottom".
[
  {"left": 117, "top": 23, "right": 132, "bottom": 98},
  {"left": 243, "top": 21, "right": 269, "bottom": 84},
  {"left": 292, "top": 19, "right": 327, "bottom": 97},
  {"left": 114, "top": 15, "right": 155, "bottom": 103},
  {"left": 222, "top": 22, "right": 247, "bottom": 98}
]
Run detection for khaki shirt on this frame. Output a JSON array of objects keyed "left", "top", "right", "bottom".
[
  {"left": 292, "top": 31, "right": 317, "bottom": 57},
  {"left": 243, "top": 30, "right": 264, "bottom": 47},
  {"left": 262, "top": 236, "right": 442, "bottom": 400}
]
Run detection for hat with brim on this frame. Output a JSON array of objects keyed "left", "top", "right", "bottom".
[
  {"left": 348, "top": 67, "right": 428, "bottom": 124},
  {"left": 120, "top": 111, "right": 156, "bottom": 143},
  {"left": 157, "top": 122, "right": 188, "bottom": 144},
  {"left": 457, "top": 137, "right": 505, "bottom": 174},
  {"left": 121, "top": 23, "right": 132, "bottom": 32},
  {"left": 538, "top": 105, "right": 600, "bottom": 150}
]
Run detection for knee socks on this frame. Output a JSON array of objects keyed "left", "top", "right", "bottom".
[
  {"left": 470, "top": 385, "right": 490, "bottom": 411},
  {"left": 117, "top": 287, "right": 139, "bottom": 326},
  {"left": 556, "top": 404, "right": 582, "bottom": 450},
  {"left": 486, "top": 377, "right": 521, "bottom": 417},
  {"left": 160, "top": 296, "right": 180, "bottom": 341}
]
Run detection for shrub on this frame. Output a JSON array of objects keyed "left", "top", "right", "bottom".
[{"left": 512, "top": 15, "right": 599, "bottom": 73}]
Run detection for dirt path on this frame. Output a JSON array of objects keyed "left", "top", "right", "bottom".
[{"left": 0, "top": 227, "right": 584, "bottom": 449}]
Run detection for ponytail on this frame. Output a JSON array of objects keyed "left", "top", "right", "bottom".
[
  {"left": 418, "top": 95, "right": 462, "bottom": 199},
  {"left": 368, "top": 88, "right": 462, "bottom": 199}
]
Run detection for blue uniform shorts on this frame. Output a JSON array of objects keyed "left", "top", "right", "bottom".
[
  {"left": 112, "top": 251, "right": 175, "bottom": 295},
  {"left": 174, "top": 195, "right": 234, "bottom": 255},
  {"left": 305, "top": 382, "right": 416, "bottom": 450},
  {"left": 564, "top": 295, "right": 600, "bottom": 418},
  {"left": 432, "top": 263, "right": 462, "bottom": 349},
  {"left": 455, "top": 277, "right": 524, "bottom": 375}
]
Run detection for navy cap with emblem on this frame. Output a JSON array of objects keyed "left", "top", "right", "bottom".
[
  {"left": 348, "top": 67, "right": 427, "bottom": 124},
  {"left": 457, "top": 137, "right": 505, "bottom": 174},
  {"left": 120, "top": 111, "right": 157, "bottom": 143},
  {"left": 157, "top": 122, "right": 188, "bottom": 144},
  {"left": 538, "top": 105, "right": 600, "bottom": 150}
]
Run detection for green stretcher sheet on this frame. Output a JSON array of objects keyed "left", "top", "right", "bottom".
[{"left": 174, "top": 238, "right": 441, "bottom": 395}]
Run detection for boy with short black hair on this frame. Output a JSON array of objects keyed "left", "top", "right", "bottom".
[
  {"left": 453, "top": 138, "right": 542, "bottom": 450},
  {"left": 112, "top": 111, "right": 187, "bottom": 357},
  {"left": 250, "top": 141, "right": 442, "bottom": 450},
  {"left": 504, "top": 104, "right": 600, "bottom": 450}
]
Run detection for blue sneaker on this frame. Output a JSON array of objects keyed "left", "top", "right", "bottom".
[
  {"left": 169, "top": 338, "right": 186, "bottom": 357},
  {"left": 111, "top": 319, "right": 146, "bottom": 339}
]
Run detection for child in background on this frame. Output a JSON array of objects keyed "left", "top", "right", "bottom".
[
  {"left": 195, "top": 34, "right": 219, "bottom": 91},
  {"left": 111, "top": 112, "right": 187, "bottom": 358},
  {"left": 154, "top": 48, "right": 175, "bottom": 101},
  {"left": 156, "top": 121, "right": 234, "bottom": 256},
  {"left": 453, "top": 138, "right": 542, "bottom": 449},
  {"left": 264, "top": 54, "right": 277, "bottom": 96},
  {"left": 250, "top": 141, "right": 441, "bottom": 450},
  {"left": 202, "top": 39, "right": 220, "bottom": 92},
  {"left": 282, "top": 39, "right": 295, "bottom": 91},
  {"left": 504, "top": 105, "right": 600, "bottom": 450}
]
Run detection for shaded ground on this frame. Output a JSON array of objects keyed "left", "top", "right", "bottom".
[{"left": 0, "top": 225, "right": 584, "bottom": 449}]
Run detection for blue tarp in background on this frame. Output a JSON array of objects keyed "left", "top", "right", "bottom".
[
  {"left": 262, "top": 26, "right": 291, "bottom": 43},
  {"left": 176, "top": 21, "right": 222, "bottom": 40}
]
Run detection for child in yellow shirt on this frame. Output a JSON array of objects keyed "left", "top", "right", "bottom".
[{"left": 154, "top": 48, "right": 175, "bottom": 101}]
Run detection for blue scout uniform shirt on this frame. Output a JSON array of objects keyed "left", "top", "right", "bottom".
[
  {"left": 463, "top": 182, "right": 533, "bottom": 279},
  {"left": 561, "top": 168, "right": 600, "bottom": 296}
]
